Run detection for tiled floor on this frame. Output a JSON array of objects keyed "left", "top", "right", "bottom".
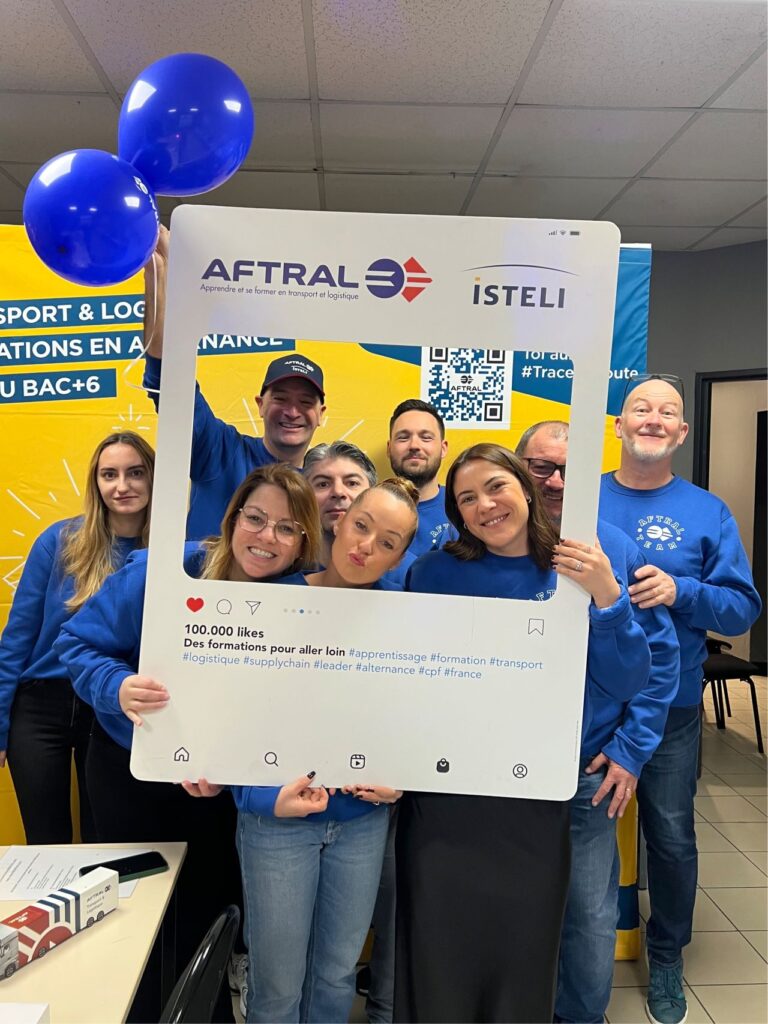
[
  {"left": 236, "top": 677, "right": 768, "bottom": 1024},
  {"left": 607, "top": 675, "right": 768, "bottom": 1024}
]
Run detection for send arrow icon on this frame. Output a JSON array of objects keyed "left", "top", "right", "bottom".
[{"left": 245, "top": 601, "right": 261, "bottom": 615}]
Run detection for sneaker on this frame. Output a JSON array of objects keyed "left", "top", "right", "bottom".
[
  {"left": 646, "top": 959, "right": 688, "bottom": 1024},
  {"left": 228, "top": 952, "right": 248, "bottom": 994},
  {"left": 239, "top": 977, "right": 248, "bottom": 1020}
]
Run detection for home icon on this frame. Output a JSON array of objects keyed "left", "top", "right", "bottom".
[{"left": 173, "top": 747, "right": 190, "bottom": 762}]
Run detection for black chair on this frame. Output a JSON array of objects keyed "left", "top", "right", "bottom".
[
  {"left": 702, "top": 637, "right": 764, "bottom": 754},
  {"left": 159, "top": 905, "right": 240, "bottom": 1024}
]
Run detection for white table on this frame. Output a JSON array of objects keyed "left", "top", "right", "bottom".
[{"left": 0, "top": 842, "right": 186, "bottom": 1023}]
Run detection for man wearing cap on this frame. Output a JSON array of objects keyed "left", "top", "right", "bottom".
[
  {"left": 600, "top": 376, "right": 760, "bottom": 1024},
  {"left": 516, "top": 420, "right": 679, "bottom": 1024},
  {"left": 142, "top": 227, "right": 326, "bottom": 539}
]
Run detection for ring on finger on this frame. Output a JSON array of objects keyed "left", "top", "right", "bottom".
[{"left": 574, "top": 559, "right": 584, "bottom": 572}]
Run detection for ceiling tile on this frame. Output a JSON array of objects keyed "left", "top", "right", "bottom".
[
  {"left": 731, "top": 197, "right": 767, "bottom": 228},
  {"left": 320, "top": 104, "right": 500, "bottom": 172},
  {"left": 520, "top": 0, "right": 768, "bottom": 107},
  {"left": 712, "top": 56, "right": 768, "bottom": 110},
  {"left": 313, "top": 0, "right": 551, "bottom": 102},
  {"left": 605, "top": 179, "right": 768, "bottom": 226},
  {"left": 648, "top": 111, "right": 767, "bottom": 179},
  {"left": 179, "top": 170, "right": 320, "bottom": 211},
  {"left": 244, "top": 103, "right": 316, "bottom": 169},
  {"left": 0, "top": 169, "right": 24, "bottom": 208},
  {"left": 325, "top": 173, "right": 470, "bottom": 214},
  {"left": 468, "top": 177, "right": 628, "bottom": 219},
  {"left": 0, "top": 95, "right": 117, "bottom": 164},
  {"left": 691, "top": 226, "right": 768, "bottom": 250},
  {"left": 64, "top": 0, "right": 309, "bottom": 97},
  {"left": 612, "top": 225, "right": 711, "bottom": 251},
  {"left": 489, "top": 107, "right": 692, "bottom": 176},
  {"left": 0, "top": 0, "right": 106, "bottom": 91}
]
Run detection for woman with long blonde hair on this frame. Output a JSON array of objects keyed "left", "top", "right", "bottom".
[{"left": 0, "top": 431, "right": 154, "bottom": 844}]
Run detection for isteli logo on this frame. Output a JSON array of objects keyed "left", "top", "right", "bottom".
[{"left": 201, "top": 256, "right": 432, "bottom": 302}]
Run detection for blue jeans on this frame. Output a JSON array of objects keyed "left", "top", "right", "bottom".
[
  {"left": 237, "top": 807, "right": 389, "bottom": 1024},
  {"left": 636, "top": 705, "right": 700, "bottom": 966},
  {"left": 555, "top": 761, "right": 620, "bottom": 1023}
]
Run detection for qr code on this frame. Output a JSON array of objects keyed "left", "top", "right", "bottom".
[{"left": 421, "top": 347, "right": 512, "bottom": 429}]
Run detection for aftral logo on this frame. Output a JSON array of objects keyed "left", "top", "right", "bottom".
[
  {"left": 365, "top": 257, "right": 432, "bottom": 302},
  {"left": 636, "top": 515, "right": 684, "bottom": 551}
]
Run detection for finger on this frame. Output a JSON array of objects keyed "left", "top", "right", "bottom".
[
  {"left": 628, "top": 578, "right": 657, "bottom": 595},
  {"left": 125, "top": 709, "right": 143, "bottom": 727},
  {"left": 559, "top": 538, "right": 591, "bottom": 551},
  {"left": 131, "top": 690, "right": 169, "bottom": 705},
  {"left": 606, "top": 790, "right": 623, "bottom": 819},
  {"left": 134, "top": 679, "right": 169, "bottom": 695},
  {"left": 585, "top": 753, "right": 608, "bottom": 774},
  {"left": 632, "top": 564, "right": 658, "bottom": 581},
  {"left": 591, "top": 777, "right": 614, "bottom": 807},
  {"left": 289, "top": 771, "right": 316, "bottom": 793},
  {"left": 181, "top": 781, "right": 202, "bottom": 798},
  {"left": 636, "top": 595, "right": 664, "bottom": 609}
]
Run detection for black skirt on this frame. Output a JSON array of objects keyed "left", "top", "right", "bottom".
[{"left": 394, "top": 792, "right": 570, "bottom": 1024}]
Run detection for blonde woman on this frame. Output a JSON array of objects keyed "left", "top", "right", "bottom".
[{"left": 0, "top": 432, "right": 154, "bottom": 843}]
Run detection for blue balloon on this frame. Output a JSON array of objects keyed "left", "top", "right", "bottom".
[
  {"left": 23, "top": 150, "right": 160, "bottom": 287},
  {"left": 118, "top": 53, "right": 255, "bottom": 196}
]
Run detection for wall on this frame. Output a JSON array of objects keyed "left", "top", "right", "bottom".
[
  {"left": 709, "top": 379, "right": 768, "bottom": 660},
  {"left": 646, "top": 241, "right": 767, "bottom": 482}
]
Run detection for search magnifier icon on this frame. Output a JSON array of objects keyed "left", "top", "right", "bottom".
[{"left": 264, "top": 751, "right": 279, "bottom": 767}]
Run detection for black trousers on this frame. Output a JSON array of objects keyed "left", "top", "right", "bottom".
[
  {"left": 6, "top": 678, "right": 96, "bottom": 844},
  {"left": 394, "top": 792, "right": 571, "bottom": 1024},
  {"left": 86, "top": 719, "right": 238, "bottom": 1023}
]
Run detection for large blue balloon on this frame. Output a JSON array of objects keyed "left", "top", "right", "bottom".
[
  {"left": 23, "top": 150, "right": 160, "bottom": 287},
  {"left": 118, "top": 53, "right": 255, "bottom": 196}
]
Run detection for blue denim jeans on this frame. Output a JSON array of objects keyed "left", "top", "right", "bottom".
[
  {"left": 636, "top": 705, "right": 700, "bottom": 966},
  {"left": 236, "top": 807, "right": 389, "bottom": 1023},
  {"left": 555, "top": 761, "right": 620, "bottom": 1023}
]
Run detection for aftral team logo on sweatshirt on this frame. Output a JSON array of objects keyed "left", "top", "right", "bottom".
[{"left": 635, "top": 515, "right": 684, "bottom": 551}]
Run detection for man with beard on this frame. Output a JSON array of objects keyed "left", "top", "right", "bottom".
[
  {"left": 600, "top": 376, "right": 760, "bottom": 1024},
  {"left": 142, "top": 226, "right": 326, "bottom": 540},
  {"left": 517, "top": 420, "right": 679, "bottom": 1024},
  {"left": 303, "top": 441, "right": 377, "bottom": 568},
  {"left": 387, "top": 399, "right": 455, "bottom": 557}
]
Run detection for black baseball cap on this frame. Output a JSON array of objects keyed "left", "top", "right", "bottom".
[{"left": 260, "top": 354, "right": 325, "bottom": 401}]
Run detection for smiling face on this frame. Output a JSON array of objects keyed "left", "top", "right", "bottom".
[
  {"left": 256, "top": 379, "right": 325, "bottom": 459},
  {"left": 388, "top": 410, "right": 447, "bottom": 488},
  {"left": 306, "top": 456, "right": 372, "bottom": 534},
  {"left": 519, "top": 429, "right": 567, "bottom": 527},
  {"left": 452, "top": 458, "right": 531, "bottom": 558},
  {"left": 616, "top": 380, "right": 688, "bottom": 464},
  {"left": 96, "top": 443, "right": 151, "bottom": 520},
  {"left": 229, "top": 482, "right": 301, "bottom": 582},
  {"left": 330, "top": 487, "right": 415, "bottom": 587}
]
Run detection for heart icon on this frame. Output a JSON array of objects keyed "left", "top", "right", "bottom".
[{"left": 186, "top": 597, "right": 204, "bottom": 612}]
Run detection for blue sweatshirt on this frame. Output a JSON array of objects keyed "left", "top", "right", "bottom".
[
  {"left": 600, "top": 473, "right": 761, "bottom": 707},
  {"left": 594, "top": 521, "right": 679, "bottom": 776},
  {"left": 409, "top": 486, "right": 458, "bottom": 558},
  {"left": 0, "top": 519, "right": 140, "bottom": 749},
  {"left": 54, "top": 548, "right": 376, "bottom": 824},
  {"left": 406, "top": 533, "right": 655, "bottom": 766},
  {"left": 143, "top": 355, "right": 278, "bottom": 540}
]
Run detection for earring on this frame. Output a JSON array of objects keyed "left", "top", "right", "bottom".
[{"left": 525, "top": 496, "right": 531, "bottom": 503}]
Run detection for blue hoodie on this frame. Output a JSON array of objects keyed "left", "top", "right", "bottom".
[
  {"left": 600, "top": 473, "right": 761, "bottom": 707},
  {"left": 0, "top": 519, "right": 141, "bottom": 749},
  {"left": 406, "top": 523, "right": 671, "bottom": 773},
  {"left": 143, "top": 355, "right": 278, "bottom": 540},
  {"left": 54, "top": 546, "right": 378, "bottom": 824}
]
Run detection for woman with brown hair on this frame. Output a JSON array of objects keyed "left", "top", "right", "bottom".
[
  {"left": 0, "top": 431, "right": 154, "bottom": 843},
  {"left": 395, "top": 443, "right": 651, "bottom": 1024}
]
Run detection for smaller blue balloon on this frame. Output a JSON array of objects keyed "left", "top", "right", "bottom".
[
  {"left": 119, "top": 53, "right": 255, "bottom": 196},
  {"left": 23, "top": 150, "right": 160, "bottom": 287}
]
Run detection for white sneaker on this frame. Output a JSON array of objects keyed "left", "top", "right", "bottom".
[
  {"left": 228, "top": 952, "right": 248, "bottom": 994},
  {"left": 239, "top": 977, "right": 248, "bottom": 1019}
]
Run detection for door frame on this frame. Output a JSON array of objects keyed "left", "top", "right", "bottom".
[{"left": 692, "top": 367, "right": 767, "bottom": 489}]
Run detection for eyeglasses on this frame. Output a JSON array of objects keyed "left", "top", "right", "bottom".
[
  {"left": 621, "top": 373, "right": 685, "bottom": 410},
  {"left": 237, "top": 506, "right": 305, "bottom": 544},
  {"left": 523, "top": 458, "right": 566, "bottom": 482}
]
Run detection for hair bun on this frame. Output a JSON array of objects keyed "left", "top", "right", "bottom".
[{"left": 380, "top": 476, "right": 420, "bottom": 507}]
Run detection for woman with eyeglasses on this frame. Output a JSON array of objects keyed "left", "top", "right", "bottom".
[
  {"left": 0, "top": 431, "right": 154, "bottom": 845},
  {"left": 54, "top": 463, "right": 321, "bottom": 1022},
  {"left": 394, "top": 443, "right": 653, "bottom": 1024},
  {"left": 183, "top": 477, "right": 419, "bottom": 1024}
]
